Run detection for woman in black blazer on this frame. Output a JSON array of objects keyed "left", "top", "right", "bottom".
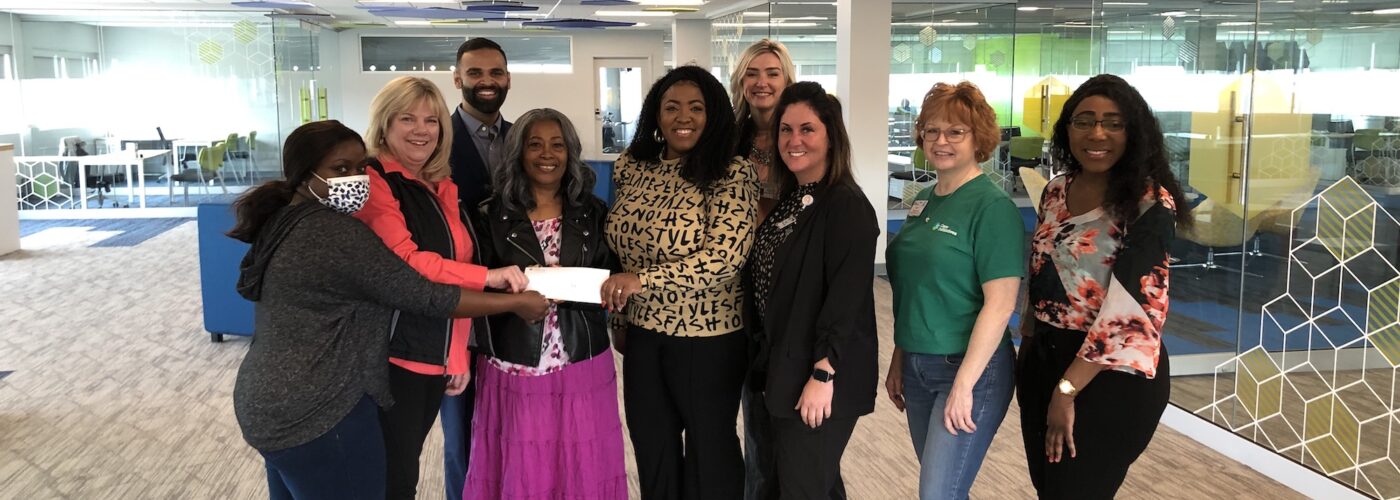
[{"left": 743, "top": 81, "right": 879, "bottom": 499}]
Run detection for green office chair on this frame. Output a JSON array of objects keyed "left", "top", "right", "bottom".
[
  {"left": 171, "top": 142, "right": 229, "bottom": 205},
  {"left": 246, "top": 130, "right": 259, "bottom": 182},
  {"left": 223, "top": 132, "right": 246, "bottom": 183},
  {"left": 1008, "top": 136, "right": 1045, "bottom": 168}
]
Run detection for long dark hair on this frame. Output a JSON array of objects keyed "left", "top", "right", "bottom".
[
  {"left": 626, "top": 65, "right": 737, "bottom": 191},
  {"left": 227, "top": 120, "right": 365, "bottom": 242},
  {"left": 770, "top": 81, "right": 856, "bottom": 195},
  {"left": 1050, "top": 74, "right": 1192, "bottom": 227}
]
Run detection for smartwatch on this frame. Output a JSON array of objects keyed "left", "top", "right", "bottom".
[{"left": 811, "top": 368, "right": 835, "bottom": 383}]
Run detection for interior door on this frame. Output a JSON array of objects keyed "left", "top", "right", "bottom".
[{"left": 592, "top": 57, "right": 650, "bottom": 161}]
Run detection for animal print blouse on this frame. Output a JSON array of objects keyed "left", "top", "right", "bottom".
[
  {"left": 605, "top": 151, "right": 758, "bottom": 337},
  {"left": 1027, "top": 175, "right": 1176, "bottom": 378}
]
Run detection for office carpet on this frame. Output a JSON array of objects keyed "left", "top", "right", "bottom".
[
  {"left": 19, "top": 218, "right": 191, "bottom": 248},
  {"left": 0, "top": 221, "right": 1301, "bottom": 499}
]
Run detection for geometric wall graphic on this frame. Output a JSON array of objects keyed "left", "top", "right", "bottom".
[
  {"left": 13, "top": 158, "right": 75, "bottom": 210},
  {"left": 197, "top": 39, "right": 224, "bottom": 65},
  {"left": 1200, "top": 176, "right": 1400, "bottom": 499},
  {"left": 234, "top": 19, "right": 258, "bottom": 45},
  {"left": 919, "top": 26, "right": 937, "bottom": 47},
  {"left": 893, "top": 43, "right": 911, "bottom": 63}
]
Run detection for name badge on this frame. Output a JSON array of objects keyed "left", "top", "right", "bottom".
[
  {"left": 909, "top": 200, "right": 928, "bottom": 217},
  {"left": 776, "top": 216, "right": 797, "bottom": 229}
]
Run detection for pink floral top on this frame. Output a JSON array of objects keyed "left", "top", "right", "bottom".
[
  {"left": 1028, "top": 175, "right": 1176, "bottom": 378},
  {"left": 488, "top": 217, "right": 569, "bottom": 376}
]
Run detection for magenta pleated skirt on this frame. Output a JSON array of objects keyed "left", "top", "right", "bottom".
[{"left": 464, "top": 349, "right": 628, "bottom": 500}]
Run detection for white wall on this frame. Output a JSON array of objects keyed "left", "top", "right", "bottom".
[
  {"left": 333, "top": 29, "right": 666, "bottom": 160},
  {"left": 0, "top": 13, "right": 24, "bottom": 145}
]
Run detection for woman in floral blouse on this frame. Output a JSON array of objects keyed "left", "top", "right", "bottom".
[
  {"left": 1017, "top": 74, "right": 1193, "bottom": 499},
  {"left": 468, "top": 109, "right": 625, "bottom": 499}
]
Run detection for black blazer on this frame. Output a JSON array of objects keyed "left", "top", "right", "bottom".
[
  {"left": 450, "top": 107, "right": 513, "bottom": 210},
  {"left": 471, "top": 196, "right": 620, "bottom": 367},
  {"left": 745, "top": 180, "right": 880, "bottom": 420}
]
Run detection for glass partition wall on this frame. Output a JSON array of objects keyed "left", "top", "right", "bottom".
[
  {"left": 721, "top": 1, "right": 1399, "bottom": 496},
  {"left": 2, "top": 9, "right": 307, "bottom": 211}
]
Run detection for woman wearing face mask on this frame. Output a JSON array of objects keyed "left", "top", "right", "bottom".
[
  {"left": 726, "top": 40, "right": 796, "bottom": 500},
  {"left": 602, "top": 65, "right": 757, "bottom": 500},
  {"left": 884, "top": 82, "right": 1023, "bottom": 500},
  {"left": 743, "top": 82, "right": 879, "bottom": 499},
  {"left": 464, "top": 108, "right": 626, "bottom": 499},
  {"left": 227, "top": 120, "right": 548, "bottom": 500},
  {"left": 1018, "top": 74, "right": 1190, "bottom": 499},
  {"left": 353, "top": 76, "right": 529, "bottom": 499}
]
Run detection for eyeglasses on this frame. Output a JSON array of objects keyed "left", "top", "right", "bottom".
[
  {"left": 919, "top": 127, "right": 971, "bottom": 144},
  {"left": 1070, "top": 117, "right": 1127, "bottom": 132}
]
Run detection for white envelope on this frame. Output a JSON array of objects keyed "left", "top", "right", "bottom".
[{"left": 524, "top": 266, "right": 611, "bottom": 304}]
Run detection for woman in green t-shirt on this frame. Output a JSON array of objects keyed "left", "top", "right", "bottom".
[{"left": 885, "top": 82, "right": 1025, "bottom": 499}]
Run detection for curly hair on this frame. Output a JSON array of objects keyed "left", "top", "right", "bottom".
[
  {"left": 493, "top": 108, "right": 596, "bottom": 212},
  {"left": 915, "top": 81, "right": 1001, "bottom": 163},
  {"left": 1049, "top": 74, "right": 1192, "bottom": 227},
  {"left": 626, "top": 65, "right": 738, "bottom": 191}
]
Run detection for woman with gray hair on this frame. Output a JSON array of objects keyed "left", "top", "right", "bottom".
[{"left": 464, "top": 108, "right": 627, "bottom": 499}]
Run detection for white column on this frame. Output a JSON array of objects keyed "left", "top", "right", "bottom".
[
  {"left": 837, "top": 0, "right": 892, "bottom": 264},
  {"left": 0, "top": 144, "right": 18, "bottom": 255},
  {"left": 672, "top": 19, "right": 712, "bottom": 68}
]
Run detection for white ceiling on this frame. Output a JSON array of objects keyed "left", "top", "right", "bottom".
[{"left": 0, "top": 0, "right": 765, "bottom": 29}]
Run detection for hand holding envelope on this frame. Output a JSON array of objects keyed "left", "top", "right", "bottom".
[{"left": 524, "top": 267, "right": 612, "bottom": 304}]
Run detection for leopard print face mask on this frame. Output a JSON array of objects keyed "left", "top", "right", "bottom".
[{"left": 310, "top": 173, "right": 370, "bottom": 215}]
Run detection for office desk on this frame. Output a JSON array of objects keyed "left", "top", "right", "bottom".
[
  {"left": 76, "top": 149, "right": 172, "bottom": 209},
  {"left": 171, "top": 138, "right": 223, "bottom": 164}
]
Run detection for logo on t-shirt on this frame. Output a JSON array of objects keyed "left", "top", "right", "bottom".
[{"left": 932, "top": 222, "right": 958, "bottom": 236}]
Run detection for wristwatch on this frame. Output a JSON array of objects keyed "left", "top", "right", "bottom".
[
  {"left": 811, "top": 368, "right": 835, "bottom": 383},
  {"left": 1056, "top": 378, "right": 1079, "bottom": 398}
]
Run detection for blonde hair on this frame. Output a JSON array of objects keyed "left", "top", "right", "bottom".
[
  {"left": 728, "top": 39, "right": 797, "bottom": 124},
  {"left": 366, "top": 76, "right": 454, "bottom": 183}
]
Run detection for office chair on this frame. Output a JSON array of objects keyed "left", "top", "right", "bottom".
[
  {"left": 170, "top": 142, "right": 228, "bottom": 205},
  {"left": 60, "top": 136, "right": 121, "bottom": 208}
]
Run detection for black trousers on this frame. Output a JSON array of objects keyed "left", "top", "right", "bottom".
[
  {"left": 624, "top": 326, "right": 748, "bottom": 500},
  {"left": 742, "top": 383, "right": 777, "bottom": 500},
  {"left": 1017, "top": 321, "right": 1171, "bottom": 500},
  {"left": 380, "top": 363, "right": 448, "bottom": 500},
  {"left": 770, "top": 415, "right": 857, "bottom": 500}
]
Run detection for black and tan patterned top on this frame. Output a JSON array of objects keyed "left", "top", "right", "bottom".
[
  {"left": 606, "top": 151, "right": 758, "bottom": 337},
  {"left": 750, "top": 181, "right": 819, "bottom": 325}
]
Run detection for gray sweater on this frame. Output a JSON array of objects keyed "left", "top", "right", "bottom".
[{"left": 232, "top": 202, "right": 459, "bottom": 452}]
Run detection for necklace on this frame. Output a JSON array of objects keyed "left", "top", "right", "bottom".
[{"left": 749, "top": 143, "right": 773, "bottom": 168}]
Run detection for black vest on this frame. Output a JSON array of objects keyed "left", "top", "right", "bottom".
[{"left": 367, "top": 159, "right": 479, "bottom": 366}]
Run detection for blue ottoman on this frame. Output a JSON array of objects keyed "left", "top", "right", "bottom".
[{"left": 197, "top": 203, "right": 254, "bottom": 342}]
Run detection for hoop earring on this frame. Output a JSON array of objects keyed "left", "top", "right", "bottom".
[{"left": 653, "top": 129, "right": 665, "bottom": 144}]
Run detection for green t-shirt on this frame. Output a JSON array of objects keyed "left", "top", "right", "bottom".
[{"left": 886, "top": 174, "right": 1025, "bottom": 355}]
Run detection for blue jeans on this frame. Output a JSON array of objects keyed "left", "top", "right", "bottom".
[
  {"left": 902, "top": 342, "right": 1015, "bottom": 500},
  {"left": 262, "top": 395, "right": 385, "bottom": 500}
]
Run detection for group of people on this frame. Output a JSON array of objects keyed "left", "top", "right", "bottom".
[{"left": 228, "top": 36, "right": 1190, "bottom": 500}]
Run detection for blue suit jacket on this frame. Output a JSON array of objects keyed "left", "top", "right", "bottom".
[{"left": 450, "top": 107, "right": 513, "bottom": 210}]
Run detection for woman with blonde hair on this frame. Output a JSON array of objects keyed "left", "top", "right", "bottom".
[
  {"left": 729, "top": 38, "right": 796, "bottom": 225},
  {"left": 727, "top": 38, "right": 796, "bottom": 500},
  {"left": 354, "top": 76, "right": 529, "bottom": 499}
]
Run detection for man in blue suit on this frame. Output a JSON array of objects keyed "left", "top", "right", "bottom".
[
  {"left": 450, "top": 37, "right": 513, "bottom": 211},
  {"left": 442, "top": 37, "right": 512, "bottom": 500}
]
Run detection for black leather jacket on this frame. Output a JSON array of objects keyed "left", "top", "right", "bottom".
[{"left": 472, "top": 195, "right": 618, "bottom": 367}]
